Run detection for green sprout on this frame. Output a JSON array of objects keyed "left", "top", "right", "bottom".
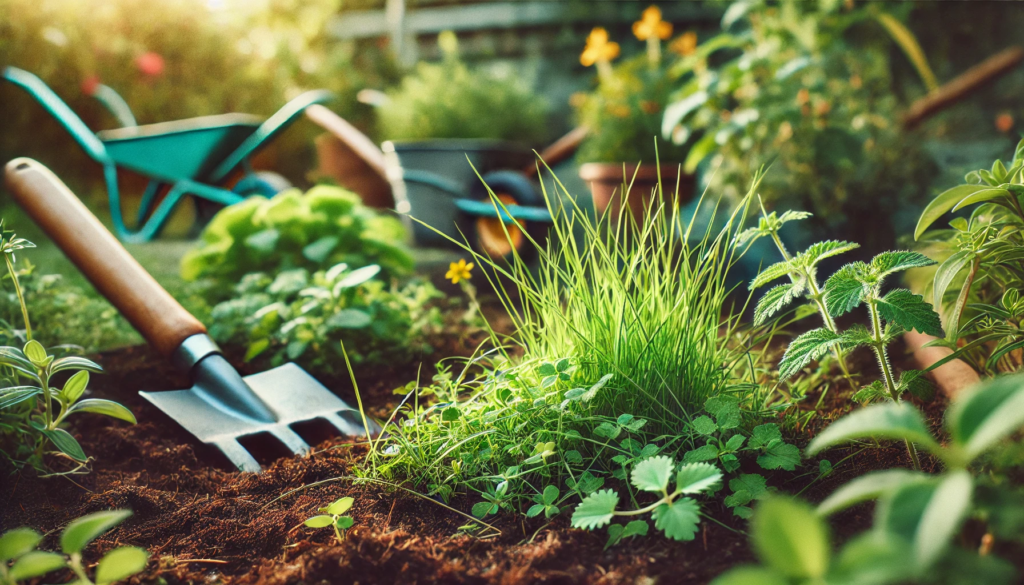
[{"left": 304, "top": 497, "right": 355, "bottom": 544}]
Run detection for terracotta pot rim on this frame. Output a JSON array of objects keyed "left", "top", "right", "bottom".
[
  {"left": 578, "top": 162, "right": 689, "bottom": 181},
  {"left": 904, "top": 331, "right": 981, "bottom": 400}
]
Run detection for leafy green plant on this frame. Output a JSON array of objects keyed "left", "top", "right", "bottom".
[
  {"left": 0, "top": 510, "right": 148, "bottom": 585},
  {"left": 181, "top": 185, "right": 412, "bottom": 297},
  {"left": 571, "top": 458, "right": 721, "bottom": 543},
  {"left": 378, "top": 31, "right": 547, "bottom": 143},
  {"left": 739, "top": 206, "right": 859, "bottom": 378},
  {"left": 913, "top": 139, "right": 1024, "bottom": 374},
  {"left": 304, "top": 497, "right": 355, "bottom": 544},
  {"left": 0, "top": 223, "right": 135, "bottom": 471},
  {"left": 713, "top": 374, "right": 1024, "bottom": 585},
  {"left": 206, "top": 263, "right": 443, "bottom": 370}
]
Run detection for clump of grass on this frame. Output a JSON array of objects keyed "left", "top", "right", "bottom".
[{"left": 363, "top": 170, "right": 781, "bottom": 526}]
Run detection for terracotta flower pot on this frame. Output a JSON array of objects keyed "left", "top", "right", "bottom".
[
  {"left": 579, "top": 163, "right": 695, "bottom": 220},
  {"left": 904, "top": 331, "right": 980, "bottom": 399}
]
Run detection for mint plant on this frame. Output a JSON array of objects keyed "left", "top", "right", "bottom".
[
  {"left": 738, "top": 206, "right": 859, "bottom": 378},
  {"left": 714, "top": 374, "right": 1024, "bottom": 585},
  {"left": 304, "top": 497, "right": 355, "bottom": 544},
  {"left": 0, "top": 510, "right": 147, "bottom": 585},
  {"left": 571, "top": 457, "right": 722, "bottom": 542}
]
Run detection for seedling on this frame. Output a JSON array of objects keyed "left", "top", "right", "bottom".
[
  {"left": 526, "top": 485, "right": 560, "bottom": 519},
  {"left": 0, "top": 510, "right": 147, "bottom": 585},
  {"left": 304, "top": 497, "right": 355, "bottom": 544},
  {"left": 571, "top": 457, "right": 721, "bottom": 543}
]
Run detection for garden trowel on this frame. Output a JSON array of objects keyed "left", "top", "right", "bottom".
[{"left": 4, "top": 158, "right": 372, "bottom": 472}]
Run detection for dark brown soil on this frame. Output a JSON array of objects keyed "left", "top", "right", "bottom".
[{"left": 0, "top": 336, "right": 956, "bottom": 585}]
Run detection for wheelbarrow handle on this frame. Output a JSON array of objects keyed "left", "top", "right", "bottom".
[{"left": 4, "top": 158, "right": 206, "bottom": 357}]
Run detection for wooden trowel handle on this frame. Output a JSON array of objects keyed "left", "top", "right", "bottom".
[{"left": 4, "top": 158, "right": 206, "bottom": 357}]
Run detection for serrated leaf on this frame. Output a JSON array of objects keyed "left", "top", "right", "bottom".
[
  {"left": 95, "top": 546, "right": 149, "bottom": 585},
  {"left": 796, "top": 240, "right": 859, "bottom": 268},
  {"left": 752, "top": 497, "right": 829, "bottom": 579},
  {"left": 839, "top": 323, "right": 873, "bottom": 348},
  {"left": 852, "top": 380, "right": 889, "bottom": 403},
  {"left": 876, "top": 289, "right": 943, "bottom": 337},
  {"left": 748, "top": 424, "right": 782, "bottom": 450},
  {"left": 683, "top": 444, "right": 719, "bottom": 463},
  {"left": 817, "top": 470, "right": 927, "bottom": 516},
  {"left": 675, "top": 462, "right": 722, "bottom": 494},
  {"left": 757, "top": 443, "right": 800, "bottom": 471},
  {"left": 61, "top": 510, "right": 132, "bottom": 554},
  {"left": 898, "top": 370, "right": 934, "bottom": 401},
  {"left": 871, "top": 251, "right": 936, "bottom": 278},
  {"left": 691, "top": 415, "right": 718, "bottom": 435},
  {"left": 778, "top": 328, "right": 843, "bottom": 381},
  {"left": 779, "top": 210, "right": 813, "bottom": 223},
  {"left": 754, "top": 282, "right": 803, "bottom": 326},
  {"left": 631, "top": 456, "right": 674, "bottom": 492},
  {"left": 571, "top": 489, "right": 619, "bottom": 530},
  {"left": 750, "top": 261, "right": 795, "bottom": 290},
  {"left": 594, "top": 422, "right": 620, "bottom": 440},
  {"left": 653, "top": 498, "right": 701, "bottom": 541},
  {"left": 824, "top": 264, "right": 869, "bottom": 317},
  {"left": 806, "top": 403, "right": 940, "bottom": 457}
]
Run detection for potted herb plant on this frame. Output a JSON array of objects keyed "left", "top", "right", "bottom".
[{"left": 575, "top": 7, "right": 695, "bottom": 219}]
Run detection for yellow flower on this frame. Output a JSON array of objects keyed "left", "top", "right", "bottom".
[
  {"left": 633, "top": 6, "right": 673, "bottom": 41},
  {"left": 581, "top": 27, "right": 620, "bottom": 67},
  {"left": 446, "top": 259, "right": 474, "bottom": 284},
  {"left": 669, "top": 31, "right": 697, "bottom": 56}
]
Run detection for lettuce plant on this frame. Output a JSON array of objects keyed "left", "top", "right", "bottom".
[
  {"left": 914, "top": 139, "right": 1024, "bottom": 374},
  {"left": 0, "top": 510, "right": 147, "bottom": 585},
  {"left": 712, "top": 374, "right": 1024, "bottom": 585},
  {"left": 181, "top": 185, "right": 412, "bottom": 295}
]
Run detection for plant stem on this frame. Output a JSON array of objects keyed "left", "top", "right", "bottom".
[
  {"left": 69, "top": 553, "right": 95, "bottom": 585},
  {"left": 868, "top": 300, "right": 922, "bottom": 471},
  {"left": 4, "top": 254, "right": 31, "bottom": 341},
  {"left": 613, "top": 491, "right": 677, "bottom": 517}
]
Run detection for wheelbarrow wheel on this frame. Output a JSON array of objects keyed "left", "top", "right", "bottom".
[
  {"left": 192, "top": 171, "right": 293, "bottom": 233},
  {"left": 467, "top": 170, "right": 544, "bottom": 263}
]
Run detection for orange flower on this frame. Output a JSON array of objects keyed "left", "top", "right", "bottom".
[
  {"left": 996, "top": 112, "right": 1014, "bottom": 133},
  {"left": 670, "top": 31, "right": 698, "bottom": 56},
  {"left": 581, "top": 28, "right": 620, "bottom": 67},
  {"left": 633, "top": 6, "right": 673, "bottom": 41}
]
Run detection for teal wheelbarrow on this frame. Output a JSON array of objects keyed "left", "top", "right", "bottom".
[{"left": 2, "top": 66, "right": 332, "bottom": 242}]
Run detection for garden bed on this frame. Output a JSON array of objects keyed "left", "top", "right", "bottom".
[{"left": 0, "top": 339, "right": 945, "bottom": 585}]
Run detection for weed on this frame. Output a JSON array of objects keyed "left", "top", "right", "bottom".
[
  {"left": 304, "top": 497, "right": 355, "bottom": 545},
  {"left": 0, "top": 510, "right": 147, "bottom": 584}
]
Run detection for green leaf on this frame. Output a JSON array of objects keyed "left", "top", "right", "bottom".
[
  {"left": 831, "top": 532, "right": 915, "bottom": 585},
  {"left": 652, "top": 498, "right": 701, "bottom": 541},
  {"left": 542, "top": 485, "right": 559, "bottom": 505},
  {"left": 50, "top": 356, "right": 103, "bottom": 375},
  {"left": 8, "top": 551, "right": 66, "bottom": 581},
  {"left": 725, "top": 434, "right": 746, "bottom": 451},
  {"left": 593, "top": 422, "right": 620, "bottom": 440},
  {"left": 709, "top": 567, "right": 789, "bottom": 585},
  {"left": 750, "top": 261, "right": 795, "bottom": 290},
  {"left": 61, "top": 371, "right": 90, "bottom": 403},
  {"left": 581, "top": 373, "right": 613, "bottom": 402},
  {"left": 796, "top": 240, "right": 859, "bottom": 268},
  {"left": 752, "top": 497, "right": 830, "bottom": 579},
  {"left": 946, "top": 373, "right": 1024, "bottom": 461},
  {"left": 933, "top": 250, "right": 973, "bottom": 308},
  {"left": 915, "top": 185, "right": 1001, "bottom": 239},
  {"left": 816, "top": 470, "right": 928, "bottom": 516},
  {"left": 823, "top": 265, "right": 868, "bottom": 316},
  {"left": 326, "top": 497, "right": 354, "bottom": 516},
  {"left": 898, "top": 370, "right": 934, "bottom": 401},
  {"left": 571, "top": 489, "right": 619, "bottom": 530},
  {"left": 305, "top": 515, "right": 335, "bottom": 528},
  {"left": 876, "top": 289, "right": 943, "bottom": 337},
  {"left": 952, "top": 187, "right": 1013, "bottom": 212},
  {"left": 754, "top": 283, "right": 802, "bottom": 326},
  {"left": 302, "top": 236, "right": 339, "bottom": 263},
  {"left": 870, "top": 251, "right": 936, "bottom": 278},
  {"left": 441, "top": 407, "right": 461, "bottom": 422},
  {"left": 748, "top": 424, "right": 781, "bottom": 450},
  {"left": 333, "top": 265, "right": 381, "bottom": 290},
  {"left": 757, "top": 443, "right": 800, "bottom": 471},
  {"left": 682, "top": 444, "right": 719, "bottom": 463},
  {"left": 911, "top": 471, "right": 973, "bottom": 570},
  {"left": 806, "top": 403, "right": 940, "bottom": 457},
  {"left": 778, "top": 328, "right": 843, "bottom": 380},
  {"left": 0, "top": 528, "right": 42, "bottom": 563},
  {"left": 22, "top": 340, "right": 47, "bottom": 366},
  {"left": 325, "top": 309, "right": 372, "bottom": 329},
  {"left": 68, "top": 399, "right": 136, "bottom": 424},
  {"left": 705, "top": 395, "right": 741, "bottom": 429},
  {"left": 852, "top": 380, "right": 889, "bottom": 403},
  {"left": 336, "top": 516, "right": 354, "bottom": 530},
  {"left": 472, "top": 501, "right": 498, "bottom": 518},
  {"left": 61, "top": 510, "right": 132, "bottom": 555},
  {"left": 0, "top": 387, "right": 41, "bottom": 409},
  {"left": 40, "top": 427, "right": 87, "bottom": 462},
  {"left": 691, "top": 415, "right": 718, "bottom": 435},
  {"left": 674, "top": 462, "right": 722, "bottom": 494},
  {"left": 632, "top": 456, "right": 674, "bottom": 492},
  {"left": 683, "top": 132, "right": 718, "bottom": 173},
  {"left": 95, "top": 546, "right": 149, "bottom": 585},
  {"left": 622, "top": 519, "right": 648, "bottom": 539}
]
